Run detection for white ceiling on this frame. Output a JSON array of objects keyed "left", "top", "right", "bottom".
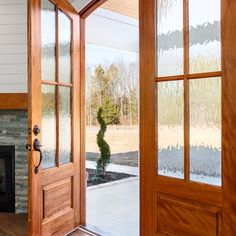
[
  {"left": 68, "top": 0, "right": 93, "bottom": 12},
  {"left": 86, "top": 8, "right": 138, "bottom": 53},
  {"left": 69, "top": 0, "right": 139, "bottom": 53}
]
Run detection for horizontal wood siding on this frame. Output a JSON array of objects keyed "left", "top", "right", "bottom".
[{"left": 0, "top": 0, "right": 27, "bottom": 93}]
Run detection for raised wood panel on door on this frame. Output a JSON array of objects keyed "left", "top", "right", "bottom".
[
  {"left": 157, "top": 194, "right": 221, "bottom": 236},
  {"left": 43, "top": 178, "right": 72, "bottom": 218}
]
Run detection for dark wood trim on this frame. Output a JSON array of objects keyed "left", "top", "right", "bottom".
[
  {"left": 222, "top": 0, "right": 236, "bottom": 234},
  {"left": 0, "top": 93, "right": 28, "bottom": 110}
]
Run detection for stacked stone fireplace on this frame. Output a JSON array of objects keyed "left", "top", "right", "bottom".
[{"left": 0, "top": 110, "right": 28, "bottom": 213}]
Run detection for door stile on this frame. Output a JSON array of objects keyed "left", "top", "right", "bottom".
[
  {"left": 140, "top": 0, "right": 157, "bottom": 235},
  {"left": 72, "top": 13, "right": 81, "bottom": 228},
  {"left": 183, "top": 0, "right": 190, "bottom": 181},
  {"left": 222, "top": 0, "right": 236, "bottom": 234},
  {"left": 28, "top": 0, "right": 43, "bottom": 235},
  {"left": 79, "top": 16, "right": 86, "bottom": 226}
]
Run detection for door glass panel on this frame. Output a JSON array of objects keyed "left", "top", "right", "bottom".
[
  {"left": 59, "top": 87, "right": 72, "bottom": 164},
  {"left": 189, "top": 0, "right": 221, "bottom": 73},
  {"left": 189, "top": 78, "right": 221, "bottom": 186},
  {"left": 41, "top": 0, "right": 56, "bottom": 82},
  {"left": 42, "top": 85, "right": 57, "bottom": 169},
  {"left": 59, "top": 10, "right": 72, "bottom": 84},
  {"left": 157, "top": 81, "right": 184, "bottom": 178},
  {"left": 157, "top": 0, "right": 183, "bottom": 76}
]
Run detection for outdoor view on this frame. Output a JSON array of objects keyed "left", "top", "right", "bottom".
[{"left": 85, "top": 2, "right": 139, "bottom": 236}]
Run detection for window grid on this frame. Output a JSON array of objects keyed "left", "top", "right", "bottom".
[{"left": 156, "top": 0, "right": 222, "bottom": 183}]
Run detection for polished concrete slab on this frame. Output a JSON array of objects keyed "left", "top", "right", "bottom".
[{"left": 86, "top": 177, "right": 139, "bottom": 236}]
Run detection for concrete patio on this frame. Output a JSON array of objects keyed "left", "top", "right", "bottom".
[{"left": 86, "top": 161, "right": 139, "bottom": 236}]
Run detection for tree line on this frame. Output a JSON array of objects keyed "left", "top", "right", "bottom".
[{"left": 86, "top": 60, "right": 139, "bottom": 126}]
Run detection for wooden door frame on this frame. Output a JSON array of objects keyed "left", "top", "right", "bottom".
[
  {"left": 139, "top": 0, "right": 236, "bottom": 235},
  {"left": 222, "top": 0, "right": 236, "bottom": 234},
  {"left": 28, "top": 0, "right": 81, "bottom": 235},
  {"left": 79, "top": 0, "right": 109, "bottom": 226},
  {"left": 28, "top": 0, "right": 236, "bottom": 235}
]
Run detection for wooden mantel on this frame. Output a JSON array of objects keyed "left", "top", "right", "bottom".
[{"left": 0, "top": 93, "right": 28, "bottom": 110}]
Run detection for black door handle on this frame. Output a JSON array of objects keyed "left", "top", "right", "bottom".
[{"left": 33, "top": 139, "right": 42, "bottom": 174}]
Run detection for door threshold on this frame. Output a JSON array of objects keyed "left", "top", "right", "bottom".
[{"left": 66, "top": 226, "right": 100, "bottom": 236}]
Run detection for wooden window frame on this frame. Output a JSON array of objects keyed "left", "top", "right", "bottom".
[
  {"left": 156, "top": 0, "right": 222, "bottom": 183},
  {"left": 42, "top": 0, "right": 73, "bottom": 168}
]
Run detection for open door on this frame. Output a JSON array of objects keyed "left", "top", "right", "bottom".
[
  {"left": 140, "top": 0, "right": 236, "bottom": 235},
  {"left": 28, "top": 0, "right": 81, "bottom": 235}
]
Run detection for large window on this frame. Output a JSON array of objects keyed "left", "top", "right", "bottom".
[{"left": 157, "top": 0, "right": 221, "bottom": 186}]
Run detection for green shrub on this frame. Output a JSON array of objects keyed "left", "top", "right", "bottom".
[{"left": 96, "top": 107, "right": 111, "bottom": 177}]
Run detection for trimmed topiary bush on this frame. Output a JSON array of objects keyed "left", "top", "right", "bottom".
[{"left": 96, "top": 107, "right": 111, "bottom": 177}]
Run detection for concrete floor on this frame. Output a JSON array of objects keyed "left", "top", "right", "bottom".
[{"left": 86, "top": 177, "right": 139, "bottom": 236}]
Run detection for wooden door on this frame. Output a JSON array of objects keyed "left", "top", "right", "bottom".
[
  {"left": 28, "top": 0, "right": 81, "bottom": 235},
  {"left": 140, "top": 0, "right": 236, "bottom": 235}
]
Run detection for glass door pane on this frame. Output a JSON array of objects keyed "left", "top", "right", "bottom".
[
  {"left": 59, "top": 87, "right": 72, "bottom": 165},
  {"left": 189, "top": 0, "right": 221, "bottom": 73},
  {"left": 189, "top": 77, "right": 221, "bottom": 186},
  {"left": 42, "top": 85, "right": 57, "bottom": 169},
  {"left": 41, "top": 0, "right": 56, "bottom": 82},
  {"left": 157, "top": 0, "right": 184, "bottom": 76},
  {"left": 157, "top": 80, "right": 184, "bottom": 178}
]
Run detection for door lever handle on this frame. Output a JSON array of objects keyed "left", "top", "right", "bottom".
[{"left": 33, "top": 139, "right": 43, "bottom": 174}]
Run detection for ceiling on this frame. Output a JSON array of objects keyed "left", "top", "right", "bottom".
[
  {"left": 68, "top": 0, "right": 92, "bottom": 12},
  {"left": 101, "top": 0, "right": 138, "bottom": 19},
  {"left": 69, "top": 0, "right": 138, "bottom": 19},
  {"left": 68, "top": 0, "right": 139, "bottom": 53}
]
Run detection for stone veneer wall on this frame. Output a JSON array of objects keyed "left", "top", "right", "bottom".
[{"left": 0, "top": 110, "right": 28, "bottom": 213}]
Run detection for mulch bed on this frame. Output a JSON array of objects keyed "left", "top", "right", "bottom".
[{"left": 87, "top": 168, "right": 135, "bottom": 187}]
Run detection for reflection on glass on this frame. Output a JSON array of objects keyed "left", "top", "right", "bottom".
[
  {"left": 157, "top": 0, "right": 183, "bottom": 76},
  {"left": 189, "top": 78, "right": 221, "bottom": 186},
  {"left": 157, "top": 81, "right": 184, "bottom": 178},
  {"left": 59, "top": 87, "right": 72, "bottom": 164},
  {"left": 41, "top": 0, "right": 56, "bottom": 81},
  {"left": 59, "top": 10, "right": 72, "bottom": 84},
  {"left": 189, "top": 0, "right": 221, "bottom": 73},
  {"left": 42, "top": 85, "right": 56, "bottom": 169},
  {"left": 0, "top": 160, "right": 6, "bottom": 193}
]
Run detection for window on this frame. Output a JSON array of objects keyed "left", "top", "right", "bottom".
[{"left": 157, "top": 0, "right": 221, "bottom": 186}]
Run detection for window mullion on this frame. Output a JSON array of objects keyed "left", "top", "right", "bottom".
[
  {"left": 56, "top": 4, "right": 60, "bottom": 167},
  {"left": 183, "top": 0, "right": 190, "bottom": 181}
]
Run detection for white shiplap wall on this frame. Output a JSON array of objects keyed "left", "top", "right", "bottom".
[{"left": 0, "top": 0, "right": 27, "bottom": 93}]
